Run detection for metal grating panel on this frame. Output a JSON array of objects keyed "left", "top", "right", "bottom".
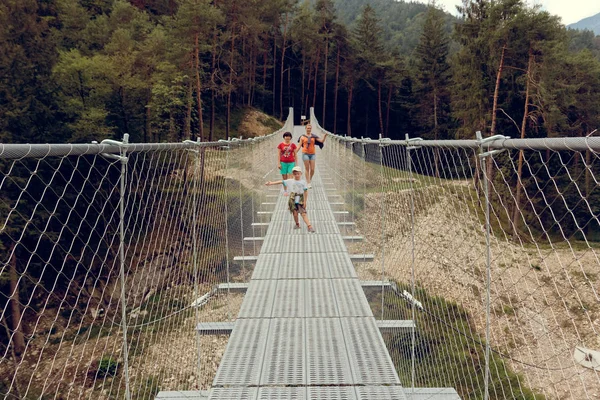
[
  {"left": 276, "top": 252, "right": 306, "bottom": 279},
  {"left": 341, "top": 318, "right": 401, "bottom": 385},
  {"left": 212, "top": 319, "right": 269, "bottom": 386},
  {"left": 265, "top": 221, "right": 340, "bottom": 235},
  {"left": 238, "top": 280, "right": 277, "bottom": 318},
  {"left": 156, "top": 391, "right": 209, "bottom": 399},
  {"left": 261, "top": 234, "right": 346, "bottom": 254},
  {"left": 306, "top": 318, "right": 354, "bottom": 385},
  {"left": 260, "top": 318, "right": 305, "bottom": 385},
  {"left": 325, "top": 253, "right": 357, "bottom": 279},
  {"left": 333, "top": 279, "right": 373, "bottom": 317},
  {"left": 356, "top": 386, "right": 407, "bottom": 400},
  {"left": 306, "top": 234, "right": 346, "bottom": 253},
  {"left": 208, "top": 387, "right": 258, "bottom": 400},
  {"left": 257, "top": 387, "right": 306, "bottom": 399},
  {"left": 305, "top": 280, "right": 337, "bottom": 317},
  {"left": 251, "top": 254, "right": 281, "bottom": 280},
  {"left": 302, "top": 252, "right": 333, "bottom": 279},
  {"left": 404, "top": 388, "right": 461, "bottom": 400},
  {"left": 307, "top": 387, "right": 357, "bottom": 400},
  {"left": 272, "top": 280, "right": 305, "bottom": 317}
]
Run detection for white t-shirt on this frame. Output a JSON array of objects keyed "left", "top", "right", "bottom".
[{"left": 283, "top": 178, "right": 308, "bottom": 203}]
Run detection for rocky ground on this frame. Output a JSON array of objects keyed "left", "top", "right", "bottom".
[{"left": 350, "top": 185, "right": 600, "bottom": 400}]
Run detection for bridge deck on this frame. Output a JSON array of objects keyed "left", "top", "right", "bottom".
[{"left": 208, "top": 126, "right": 406, "bottom": 399}]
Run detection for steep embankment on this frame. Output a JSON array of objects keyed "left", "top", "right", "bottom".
[{"left": 352, "top": 184, "right": 600, "bottom": 400}]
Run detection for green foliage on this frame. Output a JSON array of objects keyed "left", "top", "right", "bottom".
[
  {"left": 371, "top": 283, "right": 546, "bottom": 400},
  {"left": 97, "top": 356, "right": 119, "bottom": 377}
]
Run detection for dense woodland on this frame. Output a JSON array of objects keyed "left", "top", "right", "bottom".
[{"left": 1, "top": 0, "right": 600, "bottom": 145}]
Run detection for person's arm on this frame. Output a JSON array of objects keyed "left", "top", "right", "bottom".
[
  {"left": 316, "top": 132, "right": 328, "bottom": 143},
  {"left": 265, "top": 180, "right": 284, "bottom": 186}
]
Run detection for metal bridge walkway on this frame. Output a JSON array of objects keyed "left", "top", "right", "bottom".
[{"left": 206, "top": 125, "right": 406, "bottom": 399}]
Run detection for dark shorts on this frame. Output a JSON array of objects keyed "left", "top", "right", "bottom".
[
  {"left": 292, "top": 203, "right": 306, "bottom": 214},
  {"left": 288, "top": 193, "right": 306, "bottom": 214}
]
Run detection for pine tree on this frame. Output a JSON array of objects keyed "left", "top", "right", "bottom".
[{"left": 414, "top": 4, "right": 451, "bottom": 141}]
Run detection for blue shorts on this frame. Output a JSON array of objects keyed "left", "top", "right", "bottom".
[
  {"left": 302, "top": 153, "right": 316, "bottom": 161},
  {"left": 280, "top": 162, "right": 295, "bottom": 175}
]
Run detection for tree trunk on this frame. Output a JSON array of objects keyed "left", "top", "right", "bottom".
[
  {"left": 272, "top": 36, "right": 277, "bottom": 116},
  {"left": 486, "top": 44, "right": 507, "bottom": 195},
  {"left": 226, "top": 18, "right": 236, "bottom": 139},
  {"left": 377, "top": 79, "right": 384, "bottom": 136},
  {"left": 322, "top": 39, "right": 329, "bottom": 129},
  {"left": 347, "top": 83, "right": 353, "bottom": 137},
  {"left": 301, "top": 51, "right": 306, "bottom": 116},
  {"left": 144, "top": 90, "right": 151, "bottom": 142},
  {"left": 490, "top": 45, "right": 506, "bottom": 138},
  {"left": 280, "top": 12, "right": 289, "bottom": 120},
  {"left": 312, "top": 47, "right": 320, "bottom": 108},
  {"left": 195, "top": 34, "right": 205, "bottom": 141},
  {"left": 262, "top": 47, "right": 268, "bottom": 109},
  {"left": 512, "top": 47, "right": 533, "bottom": 238},
  {"left": 305, "top": 57, "right": 313, "bottom": 116},
  {"left": 433, "top": 90, "right": 440, "bottom": 178},
  {"left": 119, "top": 86, "right": 130, "bottom": 135},
  {"left": 185, "top": 80, "right": 193, "bottom": 140},
  {"left": 385, "top": 85, "right": 393, "bottom": 138},
  {"left": 9, "top": 246, "right": 25, "bottom": 357},
  {"left": 334, "top": 45, "right": 340, "bottom": 134},
  {"left": 210, "top": 29, "right": 218, "bottom": 141}
]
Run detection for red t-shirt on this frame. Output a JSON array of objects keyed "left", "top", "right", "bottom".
[{"left": 277, "top": 142, "right": 297, "bottom": 163}]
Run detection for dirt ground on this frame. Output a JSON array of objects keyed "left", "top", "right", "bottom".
[{"left": 351, "top": 187, "right": 600, "bottom": 400}]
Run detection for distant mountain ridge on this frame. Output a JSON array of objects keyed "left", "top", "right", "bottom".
[
  {"left": 568, "top": 11, "right": 600, "bottom": 35},
  {"left": 330, "top": 0, "right": 456, "bottom": 53}
]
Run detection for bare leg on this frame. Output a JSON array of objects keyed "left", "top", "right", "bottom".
[
  {"left": 300, "top": 212, "right": 311, "bottom": 227},
  {"left": 292, "top": 210, "right": 300, "bottom": 225},
  {"left": 309, "top": 159, "right": 316, "bottom": 182},
  {"left": 303, "top": 159, "right": 311, "bottom": 184}
]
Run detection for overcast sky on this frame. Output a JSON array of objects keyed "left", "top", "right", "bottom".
[{"left": 420, "top": 0, "right": 600, "bottom": 25}]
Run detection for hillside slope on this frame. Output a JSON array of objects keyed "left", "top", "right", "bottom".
[
  {"left": 331, "top": 0, "right": 456, "bottom": 53},
  {"left": 568, "top": 12, "right": 600, "bottom": 35}
]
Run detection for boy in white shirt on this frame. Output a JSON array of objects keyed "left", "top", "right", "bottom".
[{"left": 265, "top": 166, "right": 315, "bottom": 233}]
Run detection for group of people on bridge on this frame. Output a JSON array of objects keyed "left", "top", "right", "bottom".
[{"left": 264, "top": 123, "right": 327, "bottom": 233}]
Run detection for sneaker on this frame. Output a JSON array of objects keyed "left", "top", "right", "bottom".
[
  {"left": 308, "top": 184, "right": 313, "bottom": 189},
  {"left": 307, "top": 226, "right": 315, "bottom": 233},
  {"left": 294, "top": 223, "right": 301, "bottom": 230}
]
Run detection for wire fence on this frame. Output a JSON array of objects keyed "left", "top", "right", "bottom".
[
  {"left": 0, "top": 109, "right": 292, "bottom": 399},
  {"left": 2, "top": 104, "right": 599, "bottom": 399},
  {"left": 312, "top": 107, "right": 600, "bottom": 400}
]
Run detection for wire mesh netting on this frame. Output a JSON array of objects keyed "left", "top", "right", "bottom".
[
  {"left": 0, "top": 111, "right": 291, "bottom": 399},
  {"left": 314, "top": 111, "right": 600, "bottom": 399}
]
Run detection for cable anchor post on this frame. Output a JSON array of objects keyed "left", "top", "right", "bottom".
[
  {"left": 476, "top": 130, "right": 508, "bottom": 400},
  {"left": 97, "top": 133, "right": 132, "bottom": 400}
]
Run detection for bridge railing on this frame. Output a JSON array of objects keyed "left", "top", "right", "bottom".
[
  {"left": 314, "top": 109, "right": 600, "bottom": 400},
  {"left": 0, "top": 108, "right": 292, "bottom": 400}
]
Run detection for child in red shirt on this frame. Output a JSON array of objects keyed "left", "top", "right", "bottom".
[{"left": 277, "top": 131, "right": 297, "bottom": 196}]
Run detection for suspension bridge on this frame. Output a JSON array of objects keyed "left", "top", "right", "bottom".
[{"left": 1, "top": 108, "right": 599, "bottom": 400}]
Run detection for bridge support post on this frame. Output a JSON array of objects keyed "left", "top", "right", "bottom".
[
  {"left": 406, "top": 134, "right": 422, "bottom": 394},
  {"left": 477, "top": 131, "right": 507, "bottom": 400},
  {"left": 101, "top": 134, "right": 132, "bottom": 400}
]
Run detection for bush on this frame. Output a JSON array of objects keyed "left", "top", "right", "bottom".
[{"left": 97, "top": 356, "right": 118, "bottom": 377}]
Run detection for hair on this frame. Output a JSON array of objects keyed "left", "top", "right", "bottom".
[{"left": 283, "top": 131, "right": 292, "bottom": 138}]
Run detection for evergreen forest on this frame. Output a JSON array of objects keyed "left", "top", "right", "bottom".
[{"left": 2, "top": 0, "right": 600, "bottom": 145}]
